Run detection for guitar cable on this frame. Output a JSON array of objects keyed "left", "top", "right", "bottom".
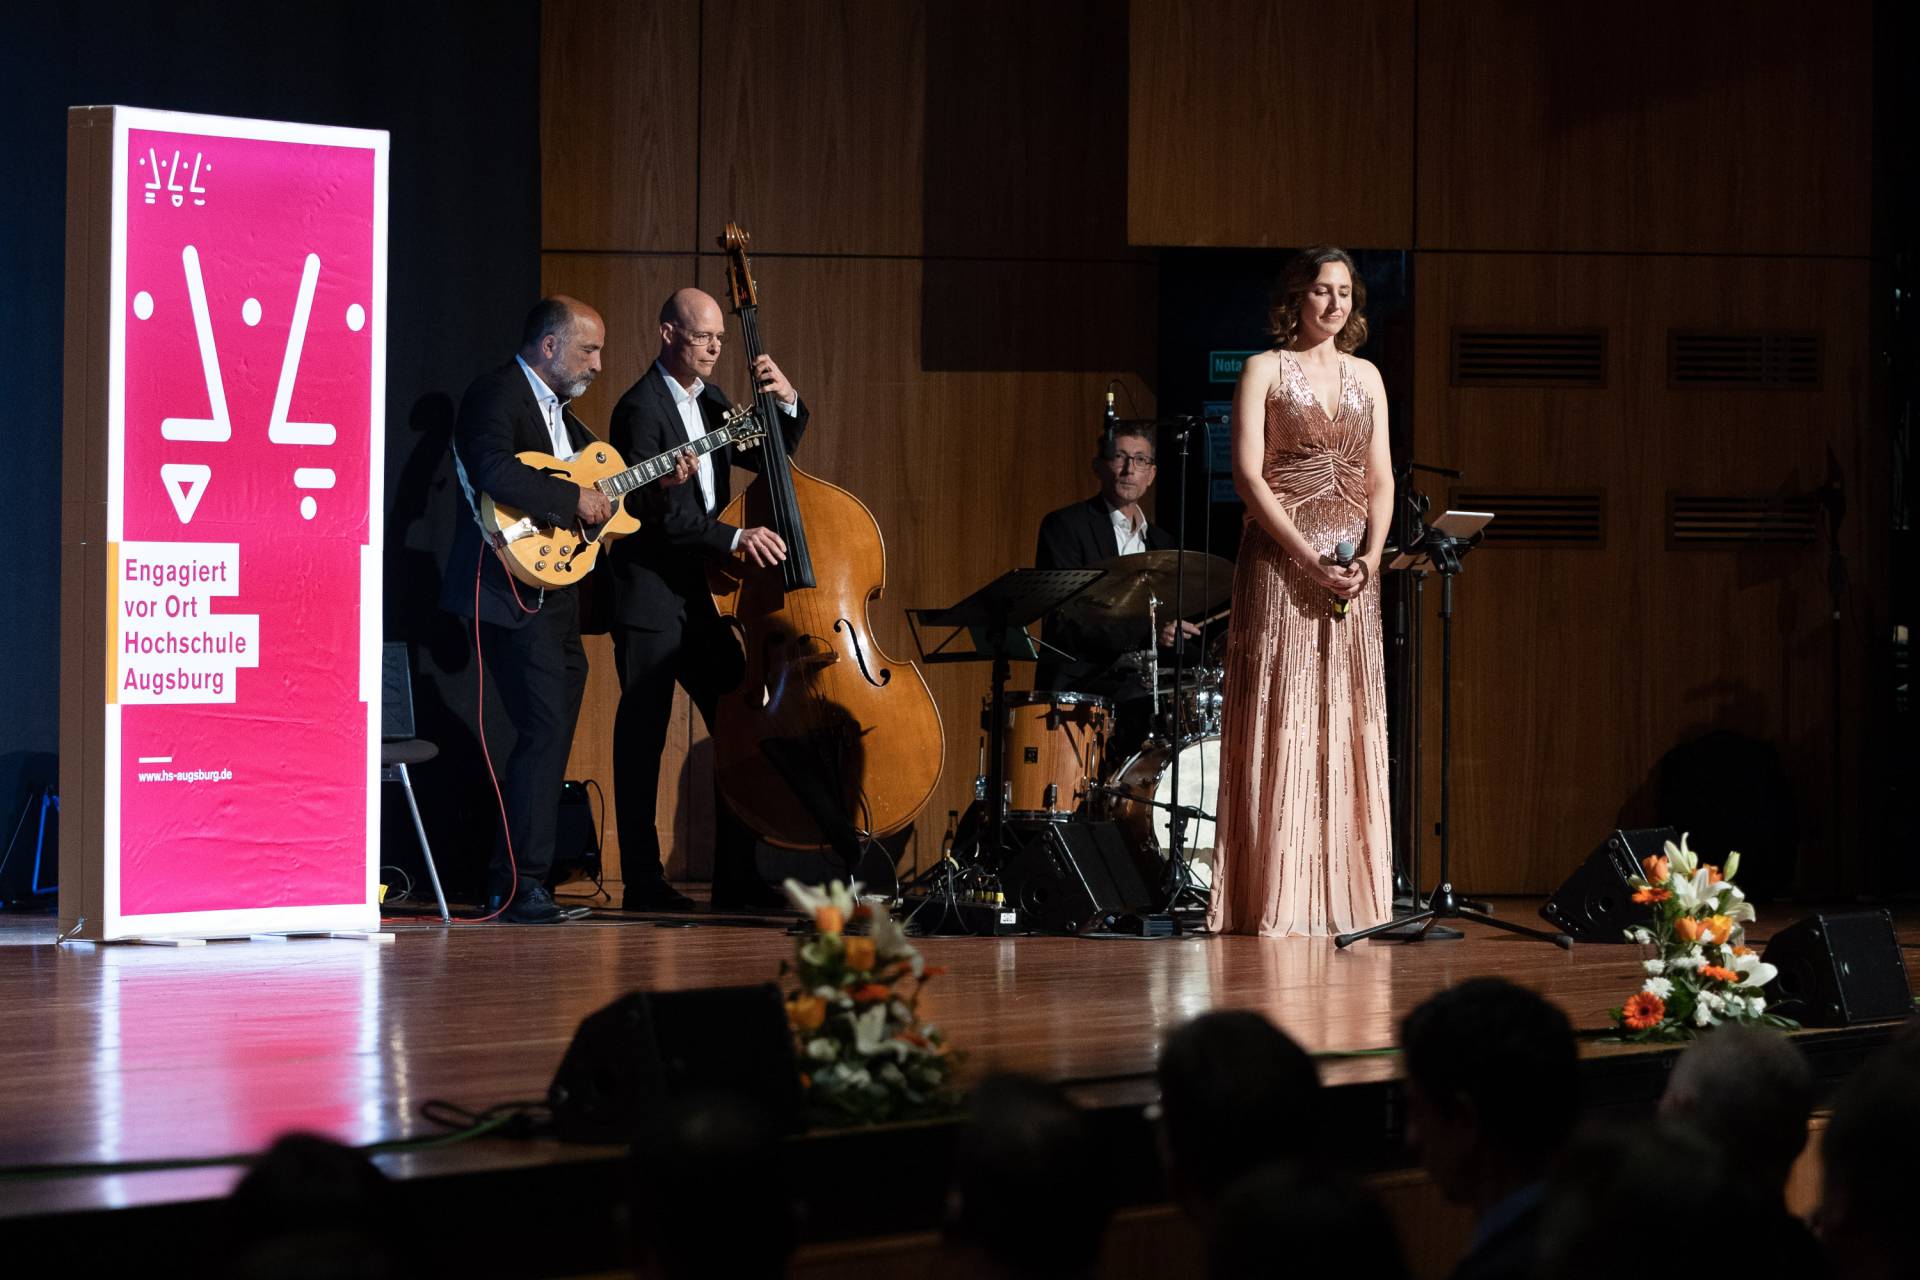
[{"left": 457, "top": 545, "right": 541, "bottom": 924}]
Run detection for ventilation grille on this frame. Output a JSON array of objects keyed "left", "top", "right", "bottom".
[
  {"left": 1450, "top": 329, "right": 1607, "bottom": 387},
  {"left": 1451, "top": 490, "right": 1605, "bottom": 548},
  {"left": 1667, "top": 495, "right": 1819, "bottom": 548},
  {"left": 1669, "top": 331, "right": 1820, "bottom": 389}
]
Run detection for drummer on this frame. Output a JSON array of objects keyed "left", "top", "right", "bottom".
[{"left": 1034, "top": 425, "right": 1204, "bottom": 761}]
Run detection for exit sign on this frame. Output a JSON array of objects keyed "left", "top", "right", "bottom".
[{"left": 1209, "top": 350, "right": 1256, "bottom": 382}]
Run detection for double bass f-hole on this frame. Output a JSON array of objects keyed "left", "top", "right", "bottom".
[{"left": 835, "top": 617, "right": 891, "bottom": 689}]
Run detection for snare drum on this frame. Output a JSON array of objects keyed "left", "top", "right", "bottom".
[
  {"left": 996, "top": 691, "right": 1112, "bottom": 819},
  {"left": 1157, "top": 667, "right": 1225, "bottom": 738},
  {"left": 1105, "top": 734, "right": 1221, "bottom": 888}
]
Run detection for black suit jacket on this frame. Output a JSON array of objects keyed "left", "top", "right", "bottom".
[
  {"left": 603, "top": 363, "right": 808, "bottom": 631},
  {"left": 1032, "top": 496, "right": 1175, "bottom": 692},
  {"left": 440, "top": 360, "right": 598, "bottom": 629}
]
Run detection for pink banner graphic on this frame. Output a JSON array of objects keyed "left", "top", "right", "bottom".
[{"left": 114, "top": 123, "right": 379, "bottom": 917}]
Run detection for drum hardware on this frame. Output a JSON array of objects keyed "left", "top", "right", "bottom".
[{"left": 905, "top": 568, "right": 1105, "bottom": 884}]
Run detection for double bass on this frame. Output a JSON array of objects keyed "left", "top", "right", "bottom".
[{"left": 707, "top": 223, "right": 945, "bottom": 856}]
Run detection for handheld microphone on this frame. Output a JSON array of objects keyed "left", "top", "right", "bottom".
[{"left": 1330, "top": 540, "right": 1356, "bottom": 618}]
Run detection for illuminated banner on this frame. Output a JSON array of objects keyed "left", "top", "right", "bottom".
[{"left": 62, "top": 107, "right": 387, "bottom": 939}]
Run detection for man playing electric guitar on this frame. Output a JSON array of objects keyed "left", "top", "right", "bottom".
[{"left": 440, "top": 295, "right": 694, "bottom": 924}]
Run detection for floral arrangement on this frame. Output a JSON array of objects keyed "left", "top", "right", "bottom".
[
  {"left": 780, "top": 879, "right": 960, "bottom": 1125},
  {"left": 1609, "top": 834, "right": 1793, "bottom": 1041}
]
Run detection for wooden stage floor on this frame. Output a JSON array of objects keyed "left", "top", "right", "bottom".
[{"left": 2, "top": 896, "right": 1914, "bottom": 1235}]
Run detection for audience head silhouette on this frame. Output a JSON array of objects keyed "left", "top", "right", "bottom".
[
  {"left": 629, "top": 1093, "right": 793, "bottom": 1280},
  {"left": 1154, "top": 1010, "right": 1321, "bottom": 1218},
  {"left": 1660, "top": 1023, "right": 1813, "bottom": 1196},
  {"left": 944, "top": 1073, "right": 1112, "bottom": 1280},
  {"left": 1817, "top": 1036, "right": 1920, "bottom": 1280}
]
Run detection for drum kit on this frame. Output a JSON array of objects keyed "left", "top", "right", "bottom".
[{"left": 935, "top": 549, "right": 1236, "bottom": 915}]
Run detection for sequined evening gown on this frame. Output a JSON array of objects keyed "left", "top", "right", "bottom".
[{"left": 1206, "top": 350, "right": 1394, "bottom": 938}]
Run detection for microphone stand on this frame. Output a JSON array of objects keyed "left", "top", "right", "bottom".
[{"left": 1337, "top": 522, "right": 1572, "bottom": 951}]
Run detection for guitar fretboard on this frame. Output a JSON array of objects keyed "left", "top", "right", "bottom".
[{"left": 598, "top": 423, "right": 742, "bottom": 498}]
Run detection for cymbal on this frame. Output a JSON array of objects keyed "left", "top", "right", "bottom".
[{"left": 1057, "top": 550, "right": 1234, "bottom": 626}]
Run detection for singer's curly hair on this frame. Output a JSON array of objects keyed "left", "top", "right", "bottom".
[{"left": 1267, "top": 246, "right": 1368, "bottom": 354}]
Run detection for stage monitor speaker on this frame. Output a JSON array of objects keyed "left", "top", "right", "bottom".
[
  {"left": 1000, "top": 820, "right": 1153, "bottom": 935},
  {"left": 547, "top": 983, "right": 801, "bottom": 1142},
  {"left": 1538, "top": 827, "right": 1675, "bottom": 943},
  {"left": 1761, "top": 910, "right": 1914, "bottom": 1027}
]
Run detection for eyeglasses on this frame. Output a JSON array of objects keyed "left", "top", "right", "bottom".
[
  {"left": 673, "top": 325, "right": 727, "bottom": 346},
  {"left": 1108, "top": 451, "right": 1157, "bottom": 470}
]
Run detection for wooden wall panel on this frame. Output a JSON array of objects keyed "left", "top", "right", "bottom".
[
  {"left": 698, "top": 0, "right": 926, "bottom": 255},
  {"left": 1128, "top": 0, "right": 1415, "bottom": 248},
  {"left": 922, "top": 0, "right": 1137, "bottom": 262},
  {"left": 1413, "top": 252, "right": 1876, "bottom": 894},
  {"left": 1416, "top": 0, "right": 1873, "bottom": 254},
  {"left": 541, "top": 0, "right": 700, "bottom": 251}
]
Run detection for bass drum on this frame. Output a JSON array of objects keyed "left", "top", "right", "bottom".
[{"left": 1105, "top": 736, "right": 1220, "bottom": 890}]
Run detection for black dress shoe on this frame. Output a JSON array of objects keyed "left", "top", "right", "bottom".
[
  {"left": 710, "top": 881, "right": 793, "bottom": 913},
  {"left": 502, "top": 884, "right": 573, "bottom": 924},
  {"left": 623, "top": 881, "right": 698, "bottom": 913}
]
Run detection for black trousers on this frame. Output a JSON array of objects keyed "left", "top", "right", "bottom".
[
  {"left": 476, "top": 587, "right": 588, "bottom": 896},
  {"left": 610, "top": 606, "right": 761, "bottom": 894}
]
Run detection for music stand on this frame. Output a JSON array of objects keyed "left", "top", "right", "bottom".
[
  {"left": 1335, "top": 512, "right": 1574, "bottom": 950},
  {"left": 907, "top": 568, "right": 1105, "bottom": 868}
]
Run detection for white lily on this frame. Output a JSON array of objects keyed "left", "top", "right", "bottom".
[
  {"left": 1732, "top": 951, "right": 1778, "bottom": 990},
  {"left": 871, "top": 908, "right": 925, "bottom": 976},
  {"left": 784, "top": 877, "right": 863, "bottom": 919},
  {"left": 1723, "top": 850, "right": 1742, "bottom": 882},
  {"left": 1666, "top": 833, "right": 1700, "bottom": 879},
  {"left": 851, "top": 1002, "right": 910, "bottom": 1061}
]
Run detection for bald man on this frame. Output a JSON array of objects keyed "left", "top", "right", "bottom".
[
  {"left": 442, "top": 296, "right": 691, "bottom": 924},
  {"left": 603, "top": 288, "right": 808, "bottom": 912}
]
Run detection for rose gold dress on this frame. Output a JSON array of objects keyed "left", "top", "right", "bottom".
[{"left": 1206, "top": 351, "right": 1394, "bottom": 938}]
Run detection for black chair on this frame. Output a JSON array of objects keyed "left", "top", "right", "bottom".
[{"left": 381, "top": 641, "right": 450, "bottom": 921}]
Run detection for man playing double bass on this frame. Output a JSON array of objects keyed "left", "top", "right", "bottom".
[{"left": 603, "top": 287, "right": 808, "bottom": 913}]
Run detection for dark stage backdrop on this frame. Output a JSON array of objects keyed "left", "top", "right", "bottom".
[{"left": 0, "top": 2, "right": 539, "bottom": 903}]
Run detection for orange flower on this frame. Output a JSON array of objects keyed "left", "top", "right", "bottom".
[
  {"left": 1699, "top": 964, "right": 1739, "bottom": 984},
  {"left": 814, "top": 905, "right": 845, "bottom": 935},
  {"left": 1704, "top": 865, "right": 1724, "bottom": 884},
  {"left": 850, "top": 983, "right": 893, "bottom": 1004},
  {"left": 1633, "top": 887, "right": 1672, "bottom": 905},
  {"left": 1622, "top": 992, "right": 1666, "bottom": 1030},
  {"left": 1704, "top": 915, "right": 1733, "bottom": 944},
  {"left": 1732, "top": 945, "right": 1754, "bottom": 958},
  {"left": 786, "top": 994, "right": 826, "bottom": 1032},
  {"left": 1641, "top": 854, "right": 1670, "bottom": 884},
  {"left": 1673, "top": 916, "right": 1702, "bottom": 942},
  {"left": 842, "top": 936, "right": 876, "bottom": 972}
]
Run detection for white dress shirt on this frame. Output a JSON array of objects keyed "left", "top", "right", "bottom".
[
  {"left": 516, "top": 355, "right": 573, "bottom": 459},
  {"left": 656, "top": 361, "right": 801, "bottom": 551},
  {"left": 1109, "top": 501, "right": 1148, "bottom": 556}
]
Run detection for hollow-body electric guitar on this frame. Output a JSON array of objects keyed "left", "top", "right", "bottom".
[{"left": 480, "top": 404, "right": 765, "bottom": 588}]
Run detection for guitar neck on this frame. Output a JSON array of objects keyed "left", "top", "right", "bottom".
[{"left": 598, "top": 424, "right": 738, "bottom": 498}]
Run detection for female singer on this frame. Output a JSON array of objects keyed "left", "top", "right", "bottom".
[{"left": 1207, "top": 247, "right": 1395, "bottom": 938}]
